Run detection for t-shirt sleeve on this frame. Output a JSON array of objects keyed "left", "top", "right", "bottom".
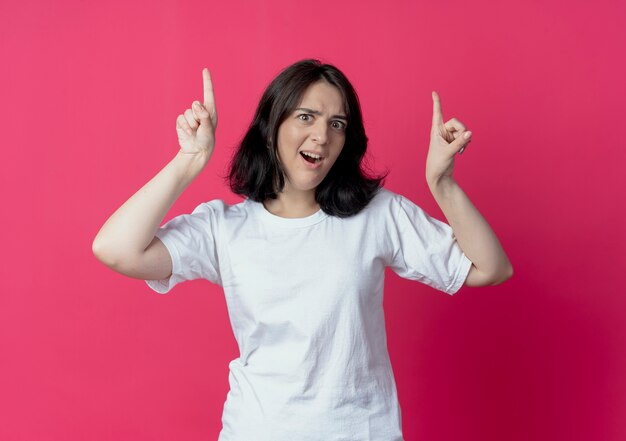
[
  {"left": 144, "top": 201, "right": 222, "bottom": 294},
  {"left": 386, "top": 194, "right": 473, "bottom": 295}
]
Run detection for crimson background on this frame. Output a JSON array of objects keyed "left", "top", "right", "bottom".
[{"left": 1, "top": 0, "right": 625, "bottom": 440}]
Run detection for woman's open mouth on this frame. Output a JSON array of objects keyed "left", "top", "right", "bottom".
[{"left": 299, "top": 151, "right": 324, "bottom": 169}]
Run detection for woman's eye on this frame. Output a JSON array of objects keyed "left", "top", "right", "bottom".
[
  {"left": 298, "top": 114, "right": 311, "bottom": 122},
  {"left": 332, "top": 121, "right": 347, "bottom": 130}
]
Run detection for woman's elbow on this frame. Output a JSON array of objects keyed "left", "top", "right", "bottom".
[
  {"left": 493, "top": 265, "right": 514, "bottom": 285},
  {"left": 92, "top": 237, "right": 129, "bottom": 270},
  {"left": 91, "top": 236, "right": 117, "bottom": 268}
]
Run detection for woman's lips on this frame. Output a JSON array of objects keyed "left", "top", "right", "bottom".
[{"left": 299, "top": 152, "right": 324, "bottom": 169}]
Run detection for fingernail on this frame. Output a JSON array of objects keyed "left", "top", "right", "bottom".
[
  {"left": 193, "top": 102, "right": 202, "bottom": 110},
  {"left": 464, "top": 131, "right": 472, "bottom": 139}
]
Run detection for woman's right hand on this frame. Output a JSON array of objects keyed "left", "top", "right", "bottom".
[{"left": 176, "top": 68, "right": 218, "bottom": 157}]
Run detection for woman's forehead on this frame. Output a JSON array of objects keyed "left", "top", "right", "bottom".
[{"left": 296, "top": 81, "right": 346, "bottom": 114}]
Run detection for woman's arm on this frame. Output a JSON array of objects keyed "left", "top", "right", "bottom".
[
  {"left": 92, "top": 151, "right": 209, "bottom": 278},
  {"left": 428, "top": 177, "right": 513, "bottom": 286},
  {"left": 92, "top": 68, "right": 218, "bottom": 279},
  {"left": 424, "top": 91, "right": 513, "bottom": 286}
]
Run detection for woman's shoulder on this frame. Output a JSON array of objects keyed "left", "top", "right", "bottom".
[
  {"left": 361, "top": 186, "right": 431, "bottom": 220},
  {"left": 190, "top": 197, "right": 248, "bottom": 219},
  {"left": 348, "top": 186, "right": 402, "bottom": 220},
  {"left": 374, "top": 186, "right": 399, "bottom": 200},
  {"left": 366, "top": 186, "right": 402, "bottom": 209}
]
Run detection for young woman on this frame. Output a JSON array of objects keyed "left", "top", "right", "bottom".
[{"left": 93, "top": 59, "right": 513, "bottom": 441}]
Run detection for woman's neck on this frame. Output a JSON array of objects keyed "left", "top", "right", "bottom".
[{"left": 263, "top": 190, "right": 320, "bottom": 219}]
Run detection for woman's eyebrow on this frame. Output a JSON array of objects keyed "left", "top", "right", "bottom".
[{"left": 295, "top": 107, "right": 348, "bottom": 122}]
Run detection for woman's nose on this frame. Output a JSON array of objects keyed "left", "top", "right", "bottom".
[{"left": 311, "top": 122, "right": 329, "bottom": 145}]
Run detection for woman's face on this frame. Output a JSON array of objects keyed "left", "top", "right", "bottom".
[{"left": 275, "top": 80, "right": 347, "bottom": 195}]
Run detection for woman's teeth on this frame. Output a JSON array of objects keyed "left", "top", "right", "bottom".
[{"left": 301, "top": 152, "right": 322, "bottom": 163}]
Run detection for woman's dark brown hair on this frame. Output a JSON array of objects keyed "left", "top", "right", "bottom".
[{"left": 225, "top": 58, "right": 387, "bottom": 218}]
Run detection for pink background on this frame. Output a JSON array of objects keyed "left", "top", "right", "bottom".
[{"left": 2, "top": 0, "right": 625, "bottom": 440}]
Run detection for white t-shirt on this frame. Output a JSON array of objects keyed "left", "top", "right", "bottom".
[{"left": 145, "top": 187, "right": 472, "bottom": 441}]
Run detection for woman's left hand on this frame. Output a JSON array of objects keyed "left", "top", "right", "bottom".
[{"left": 425, "top": 91, "right": 472, "bottom": 186}]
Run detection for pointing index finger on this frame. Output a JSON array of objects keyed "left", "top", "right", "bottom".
[
  {"left": 432, "top": 91, "right": 444, "bottom": 127},
  {"left": 202, "top": 68, "right": 215, "bottom": 109}
]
